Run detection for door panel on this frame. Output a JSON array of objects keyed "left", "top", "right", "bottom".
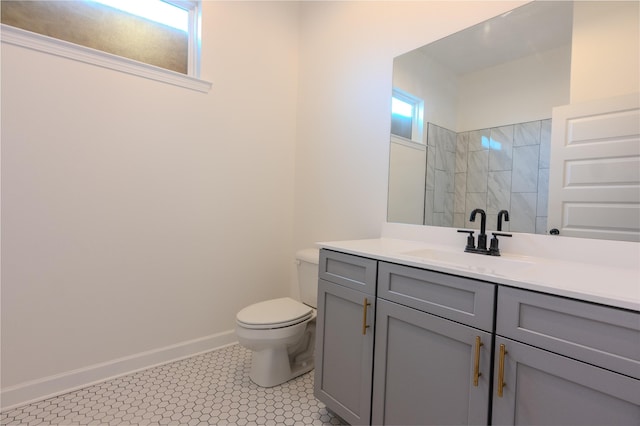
[
  {"left": 314, "top": 279, "right": 374, "bottom": 425},
  {"left": 492, "top": 336, "right": 640, "bottom": 425},
  {"left": 548, "top": 92, "right": 640, "bottom": 241},
  {"left": 372, "top": 299, "right": 491, "bottom": 425}
]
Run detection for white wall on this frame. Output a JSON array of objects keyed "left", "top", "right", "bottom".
[
  {"left": 1, "top": 0, "right": 299, "bottom": 405},
  {"left": 2, "top": 0, "right": 528, "bottom": 408},
  {"left": 457, "top": 45, "right": 571, "bottom": 132},
  {"left": 571, "top": 1, "right": 640, "bottom": 103},
  {"left": 387, "top": 139, "right": 426, "bottom": 224},
  {"left": 293, "top": 0, "right": 525, "bottom": 252},
  {"left": 393, "top": 49, "right": 459, "bottom": 132}
]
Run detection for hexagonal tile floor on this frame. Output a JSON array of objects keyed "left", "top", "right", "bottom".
[{"left": 1, "top": 343, "right": 346, "bottom": 425}]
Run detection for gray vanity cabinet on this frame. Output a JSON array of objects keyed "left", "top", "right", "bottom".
[
  {"left": 316, "top": 249, "right": 640, "bottom": 425},
  {"left": 315, "top": 250, "right": 377, "bottom": 425},
  {"left": 492, "top": 286, "right": 640, "bottom": 425},
  {"left": 372, "top": 262, "right": 496, "bottom": 425}
]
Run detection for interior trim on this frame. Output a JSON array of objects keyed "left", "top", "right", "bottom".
[
  {"left": 0, "top": 24, "right": 212, "bottom": 93},
  {"left": 0, "top": 330, "right": 237, "bottom": 411}
]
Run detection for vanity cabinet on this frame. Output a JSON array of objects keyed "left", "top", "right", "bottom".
[
  {"left": 315, "top": 249, "right": 640, "bottom": 425},
  {"left": 315, "top": 250, "right": 377, "bottom": 425},
  {"left": 492, "top": 286, "right": 640, "bottom": 425},
  {"left": 372, "top": 262, "right": 495, "bottom": 425}
]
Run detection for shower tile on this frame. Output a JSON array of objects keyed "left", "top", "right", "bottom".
[
  {"left": 456, "top": 132, "right": 469, "bottom": 173},
  {"left": 445, "top": 150, "right": 456, "bottom": 173},
  {"left": 539, "top": 119, "right": 552, "bottom": 169},
  {"left": 444, "top": 192, "right": 454, "bottom": 226},
  {"left": 435, "top": 145, "right": 446, "bottom": 171},
  {"left": 466, "top": 150, "right": 489, "bottom": 193},
  {"left": 489, "top": 125, "right": 514, "bottom": 171},
  {"left": 510, "top": 193, "right": 537, "bottom": 233},
  {"left": 443, "top": 127, "right": 457, "bottom": 153},
  {"left": 465, "top": 192, "right": 487, "bottom": 229},
  {"left": 537, "top": 168, "right": 550, "bottom": 216},
  {"left": 424, "top": 190, "right": 435, "bottom": 225},
  {"left": 434, "top": 170, "right": 453, "bottom": 213},
  {"left": 514, "top": 120, "right": 541, "bottom": 146},
  {"left": 454, "top": 213, "right": 466, "bottom": 228},
  {"left": 512, "top": 145, "right": 540, "bottom": 192},
  {"left": 426, "top": 146, "right": 436, "bottom": 191},
  {"left": 486, "top": 213, "right": 497, "bottom": 232},
  {"left": 487, "top": 171, "right": 512, "bottom": 214},
  {"left": 468, "top": 129, "right": 491, "bottom": 152},
  {"left": 454, "top": 172, "right": 467, "bottom": 213},
  {"left": 426, "top": 123, "right": 437, "bottom": 147},
  {"left": 435, "top": 146, "right": 455, "bottom": 172}
]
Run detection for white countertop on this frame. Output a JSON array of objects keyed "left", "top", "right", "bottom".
[{"left": 318, "top": 226, "right": 640, "bottom": 312}]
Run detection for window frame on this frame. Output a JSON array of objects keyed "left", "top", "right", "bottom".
[
  {"left": 0, "top": 0, "right": 210, "bottom": 93},
  {"left": 391, "top": 88, "right": 424, "bottom": 144},
  {"left": 166, "top": 0, "right": 201, "bottom": 77}
]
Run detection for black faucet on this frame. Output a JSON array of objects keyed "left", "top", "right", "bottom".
[
  {"left": 497, "top": 210, "right": 510, "bottom": 231},
  {"left": 469, "top": 208, "right": 487, "bottom": 251},
  {"left": 460, "top": 208, "right": 512, "bottom": 256}
]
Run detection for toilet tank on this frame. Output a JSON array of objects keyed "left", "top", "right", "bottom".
[{"left": 296, "top": 248, "right": 320, "bottom": 308}]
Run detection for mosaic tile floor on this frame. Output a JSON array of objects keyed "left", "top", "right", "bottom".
[{"left": 1, "top": 344, "right": 345, "bottom": 425}]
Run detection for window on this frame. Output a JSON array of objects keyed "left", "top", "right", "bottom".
[
  {"left": 391, "top": 89, "right": 424, "bottom": 143},
  {"left": 0, "top": 0, "right": 209, "bottom": 92},
  {"left": 93, "top": 0, "right": 190, "bottom": 32}
]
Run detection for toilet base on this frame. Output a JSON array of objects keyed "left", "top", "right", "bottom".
[
  {"left": 248, "top": 322, "right": 315, "bottom": 388},
  {"left": 249, "top": 348, "right": 314, "bottom": 387}
]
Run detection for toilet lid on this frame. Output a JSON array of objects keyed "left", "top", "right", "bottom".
[{"left": 236, "top": 297, "right": 313, "bottom": 329}]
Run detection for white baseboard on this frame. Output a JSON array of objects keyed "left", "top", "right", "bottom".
[{"left": 1, "top": 330, "right": 238, "bottom": 412}]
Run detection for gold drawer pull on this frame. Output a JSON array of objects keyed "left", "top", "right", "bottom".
[
  {"left": 362, "top": 298, "right": 371, "bottom": 335},
  {"left": 497, "top": 343, "right": 507, "bottom": 397},
  {"left": 473, "top": 336, "right": 483, "bottom": 387}
]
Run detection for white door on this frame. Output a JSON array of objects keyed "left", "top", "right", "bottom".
[{"left": 548, "top": 93, "right": 640, "bottom": 242}]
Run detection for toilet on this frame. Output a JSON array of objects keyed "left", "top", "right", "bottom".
[{"left": 235, "top": 248, "right": 319, "bottom": 387}]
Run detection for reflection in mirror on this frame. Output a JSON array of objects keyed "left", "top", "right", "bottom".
[{"left": 388, "top": 1, "right": 573, "bottom": 234}]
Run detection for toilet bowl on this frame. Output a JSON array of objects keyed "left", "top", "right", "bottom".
[{"left": 235, "top": 249, "right": 319, "bottom": 387}]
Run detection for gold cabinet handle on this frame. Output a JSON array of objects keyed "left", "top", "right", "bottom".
[
  {"left": 473, "top": 336, "right": 483, "bottom": 387},
  {"left": 497, "top": 343, "right": 507, "bottom": 397},
  {"left": 362, "top": 298, "right": 371, "bottom": 335}
]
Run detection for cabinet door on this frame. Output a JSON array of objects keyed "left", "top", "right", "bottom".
[
  {"left": 314, "top": 279, "right": 375, "bottom": 425},
  {"left": 492, "top": 336, "right": 640, "bottom": 425},
  {"left": 319, "top": 249, "right": 377, "bottom": 295},
  {"left": 372, "top": 299, "right": 491, "bottom": 425}
]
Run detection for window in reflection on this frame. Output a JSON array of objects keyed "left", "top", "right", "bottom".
[{"left": 391, "top": 89, "right": 424, "bottom": 143}]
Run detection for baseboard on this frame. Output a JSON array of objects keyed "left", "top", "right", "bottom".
[{"left": 1, "top": 330, "right": 238, "bottom": 412}]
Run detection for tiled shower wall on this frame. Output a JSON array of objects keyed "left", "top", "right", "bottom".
[{"left": 425, "top": 120, "right": 551, "bottom": 234}]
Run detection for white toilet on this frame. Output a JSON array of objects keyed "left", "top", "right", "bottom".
[{"left": 235, "top": 248, "right": 319, "bottom": 387}]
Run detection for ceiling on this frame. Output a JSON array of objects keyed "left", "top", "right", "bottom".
[{"left": 418, "top": 1, "right": 574, "bottom": 76}]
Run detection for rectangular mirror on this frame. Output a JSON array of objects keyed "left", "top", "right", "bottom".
[{"left": 387, "top": 0, "right": 640, "bottom": 241}]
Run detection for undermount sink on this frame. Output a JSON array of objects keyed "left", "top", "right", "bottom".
[{"left": 400, "top": 248, "right": 535, "bottom": 276}]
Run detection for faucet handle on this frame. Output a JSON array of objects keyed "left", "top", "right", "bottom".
[
  {"left": 492, "top": 232, "right": 512, "bottom": 238},
  {"left": 457, "top": 229, "right": 476, "bottom": 252},
  {"left": 489, "top": 232, "right": 512, "bottom": 256}
]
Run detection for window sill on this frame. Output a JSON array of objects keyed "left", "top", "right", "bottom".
[
  {"left": 1, "top": 24, "right": 212, "bottom": 93},
  {"left": 391, "top": 134, "right": 425, "bottom": 149}
]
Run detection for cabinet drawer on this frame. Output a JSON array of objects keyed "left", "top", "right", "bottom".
[
  {"left": 497, "top": 286, "right": 640, "bottom": 379},
  {"left": 319, "top": 249, "right": 377, "bottom": 295},
  {"left": 377, "top": 262, "right": 495, "bottom": 331}
]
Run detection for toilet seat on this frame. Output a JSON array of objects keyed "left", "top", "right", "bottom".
[{"left": 236, "top": 297, "right": 313, "bottom": 330}]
